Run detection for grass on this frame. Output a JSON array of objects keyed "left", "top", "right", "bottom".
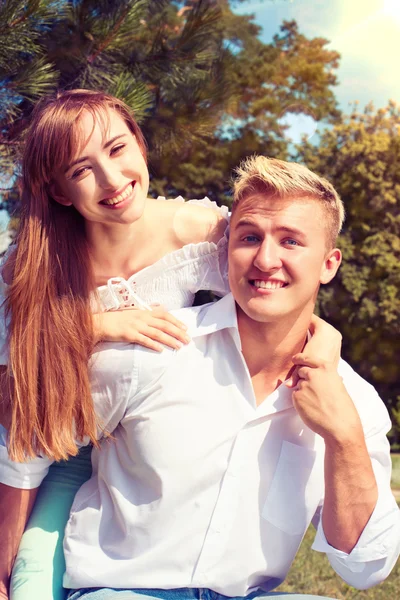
[
  {"left": 391, "top": 453, "right": 400, "bottom": 490},
  {"left": 276, "top": 526, "right": 400, "bottom": 599},
  {"left": 274, "top": 454, "right": 400, "bottom": 599}
]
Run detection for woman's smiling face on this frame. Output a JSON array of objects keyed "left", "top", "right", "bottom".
[{"left": 51, "top": 107, "right": 149, "bottom": 228}]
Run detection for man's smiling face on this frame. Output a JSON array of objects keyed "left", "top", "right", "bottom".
[{"left": 228, "top": 193, "right": 342, "bottom": 327}]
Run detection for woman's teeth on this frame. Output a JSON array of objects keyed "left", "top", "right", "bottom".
[
  {"left": 102, "top": 183, "right": 133, "bottom": 206},
  {"left": 253, "top": 280, "right": 286, "bottom": 289}
]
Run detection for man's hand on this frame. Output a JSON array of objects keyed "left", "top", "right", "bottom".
[
  {"left": 285, "top": 314, "right": 341, "bottom": 389},
  {"left": 287, "top": 323, "right": 378, "bottom": 554},
  {"left": 291, "top": 354, "right": 363, "bottom": 443},
  {"left": 286, "top": 314, "right": 363, "bottom": 444}
]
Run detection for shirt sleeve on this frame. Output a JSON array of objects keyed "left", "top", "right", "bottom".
[
  {"left": 191, "top": 233, "right": 230, "bottom": 297},
  {"left": 167, "top": 196, "right": 231, "bottom": 298},
  {"left": 311, "top": 400, "right": 400, "bottom": 589},
  {"left": 0, "top": 424, "right": 53, "bottom": 489},
  {"left": 187, "top": 197, "right": 230, "bottom": 298}
]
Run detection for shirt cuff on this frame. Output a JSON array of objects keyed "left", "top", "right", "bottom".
[
  {"left": 0, "top": 441, "right": 52, "bottom": 489},
  {"left": 312, "top": 489, "right": 400, "bottom": 570}
]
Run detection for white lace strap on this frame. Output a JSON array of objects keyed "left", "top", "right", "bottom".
[{"left": 107, "top": 277, "right": 152, "bottom": 311}]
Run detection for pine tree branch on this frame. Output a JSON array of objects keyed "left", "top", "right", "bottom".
[
  {"left": 87, "top": 6, "right": 131, "bottom": 64},
  {"left": 8, "top": 0, "right": 40, "bottom": 28}
]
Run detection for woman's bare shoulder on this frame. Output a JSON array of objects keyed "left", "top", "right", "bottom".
[{"left": 157, "top": 199, "right": 227, "bottom": 246}]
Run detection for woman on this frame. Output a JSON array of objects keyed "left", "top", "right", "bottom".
[{"left": 0, "top": 89, "right": 340, "bottom": 600}]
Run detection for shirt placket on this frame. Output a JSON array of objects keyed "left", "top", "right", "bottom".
[{"left": 191, "top": 425, "right": 250, "bottom": 585}]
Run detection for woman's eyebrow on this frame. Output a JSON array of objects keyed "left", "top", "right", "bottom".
[{"left": 64, "top": 134, "right": 128, "bottom": 173}]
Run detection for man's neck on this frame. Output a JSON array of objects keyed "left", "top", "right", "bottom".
[{"left": 238, "top": 308, "right": 312, "bottom": 403}]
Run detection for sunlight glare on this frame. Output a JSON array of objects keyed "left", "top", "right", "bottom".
[{"left": 383, "top": 0, "right": 400, "bottom": 22}]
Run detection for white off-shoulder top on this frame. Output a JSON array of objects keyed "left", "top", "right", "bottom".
[{"left": 0, "top": 197, "right": 230, "bottom": 364}]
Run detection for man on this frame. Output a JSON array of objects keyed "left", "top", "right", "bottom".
[{"left": 1, "top": 157, "right": 399, "bottom": 600}]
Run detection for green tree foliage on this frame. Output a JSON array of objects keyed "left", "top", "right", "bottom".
[
  {"left": 297, "top": 102, "right": 400, "bottom": 440},
  {"left": 0, "top": 0, "right": 340, "bottom": 211},
  {"left": 0, "top": 0, "right": 61, "bottom": 196},
  {"left": 150, "top": 11, "right": 341, "bottom": 205}
]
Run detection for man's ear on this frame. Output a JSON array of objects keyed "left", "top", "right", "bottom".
[
  {"left": 49, "top": 182, "right": 72, "bottom": 207},
  {"left": 320, "top": 248, "right": 342, "bottom": 284}
]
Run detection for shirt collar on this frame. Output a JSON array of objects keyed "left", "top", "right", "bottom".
[
  {"left": 188, "top": 293, "right": 312, "bottom": 351},
  {"left": 188, "top": 293, "right": 239, "bottom": 339}
]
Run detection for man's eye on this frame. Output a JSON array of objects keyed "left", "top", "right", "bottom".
[
  {"left": 110, "top": 144, "right": 125, "bottom": 155},
  {"left": 243, "top": 235, "right": 259, "bottom": 243},
  {"left": 283, "top": 238, "right": 299, "bottom": 246}
]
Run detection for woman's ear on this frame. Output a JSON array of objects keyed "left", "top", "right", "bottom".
[{"left": 49, "top": 182, "right": 72, "bottom": 206}]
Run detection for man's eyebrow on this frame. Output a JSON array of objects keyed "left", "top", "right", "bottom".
[
  {"left": 234, "top": 218, "right": 259, "bottom": 229},
  {"left": 64, "top": 134, "right": 128, "bottom": 173},
  {"left": 234, "top": 219, "right": 306, "bottom": 238},
  {"left": 276, "top": 225, "right": 307, "bottom": 238}
]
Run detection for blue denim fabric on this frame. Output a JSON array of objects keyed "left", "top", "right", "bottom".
[{"left": 66, "top": 587, "right": 336, "bottom": 600}]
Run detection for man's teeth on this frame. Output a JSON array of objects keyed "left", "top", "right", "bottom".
[
  {"left": 253, "top": 280, "right": 286, "bottom": 290},
  {"left": 102, "top": 184, "right": 133, "bottom": 206}
]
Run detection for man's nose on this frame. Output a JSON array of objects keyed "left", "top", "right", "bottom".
[{"left": 253, "top": 239, "right": 283, "bottom": 272}]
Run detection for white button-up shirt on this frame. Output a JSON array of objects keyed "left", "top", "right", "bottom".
[{"left": 0, "top": 294, "right": 399, "bottom": 595}]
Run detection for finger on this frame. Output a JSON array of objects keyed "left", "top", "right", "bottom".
[
  {"left": 308, "top": 315, "right": 342, "bottom": 366},
  {"left": 309, "top": 314, "right": 342, "bottom": 342},
  {"left": 285, "top": 366, "right": 299, "bottom": 388},
  {"left": 297, "top": 366, "right": 311, "bottom": 381},
  {"left": 151, "top": 318, "right": 191, "bottom": 344},
  {"left": 133, "top": 333, "right": 164, "bottom": 352},
  {"left": 144, "top": 326, "right": 187, "bottom": 350},
  {"left": 150, "top": 308, "right": 188, "bottom": 331},
  {"left": 292, "top": 353, "right": 323, "bottom": 368}
]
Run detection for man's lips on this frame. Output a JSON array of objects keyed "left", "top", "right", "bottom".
[{"left": 250, "top": 279, "right": 289, "bottom": 290}]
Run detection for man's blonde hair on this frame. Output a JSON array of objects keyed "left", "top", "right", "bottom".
[{"left": 233, "top": 156, "right": 345, "bottom": 247}]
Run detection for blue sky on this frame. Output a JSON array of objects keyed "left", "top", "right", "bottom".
[
  {"left": 235, "top": 0, "right": 400, "bottom": 140},
  {"left": 235, "top": 0, "right": 400, "bottom": 109}
]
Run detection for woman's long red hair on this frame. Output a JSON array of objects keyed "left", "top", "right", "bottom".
[{"left": 4, "top": 89, "right": 147, "bottom": 461}]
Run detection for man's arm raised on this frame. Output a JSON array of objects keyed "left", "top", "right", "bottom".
[
  {"left": 291, "top": 354, "right": 378, "bottom": 552},
  {"left": 291, "top": 351, "right": 400, "bottom": 588}
]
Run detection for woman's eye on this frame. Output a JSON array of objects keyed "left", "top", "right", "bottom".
[
  {"left": 71, "top": 167, "right": 88, "bottom": 179},
  {"left": 110, "top": 144, "right": 125, "bottom": 155}
]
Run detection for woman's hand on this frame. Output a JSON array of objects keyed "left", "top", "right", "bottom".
[
  {"left": 286, "top": 314, "right": 342, "bottom": 388},
  {"left": 93, "top": 307, "right": 191, "bottom": 352}
]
